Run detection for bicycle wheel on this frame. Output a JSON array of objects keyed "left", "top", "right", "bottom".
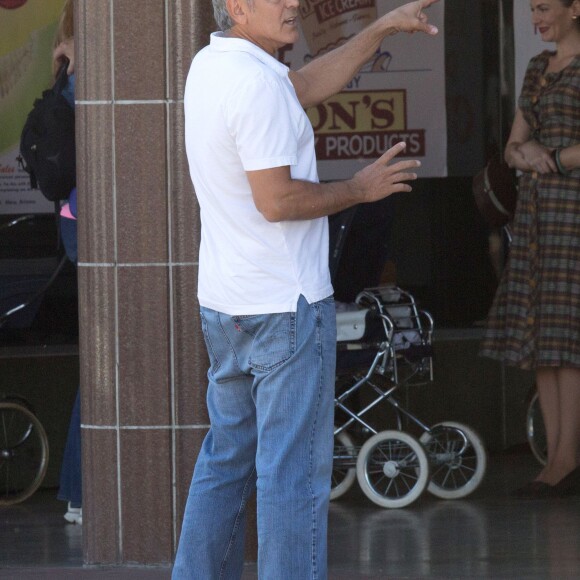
[
  {"left": 526, "top": 392, "right": 547, "bottom": 466},
  {"left": 331, "top": 429, "right": 357, "bottom": 501},
  {"left": 356, "top": 430, "right": 429, "bottom": 508},
  {"left": 420, "top": 421, "right": 487, "bottom": 499},
  {"left": 0, "top": 402, "right": 49, "bottom": 505}
]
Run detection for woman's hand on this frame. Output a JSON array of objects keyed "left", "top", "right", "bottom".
[
  {"left": 53, "top": 38, "right": 74, "bottom": 75},
  {"left": 518, "top": 140, "right": 557, "bottom": 174}
]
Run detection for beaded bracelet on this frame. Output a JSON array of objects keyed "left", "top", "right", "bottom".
[{"left": 553, "top": 148, "right": 570, "bottom": 175}]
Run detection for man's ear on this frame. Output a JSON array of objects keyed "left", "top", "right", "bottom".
[{"left": 226, "top": 0, "right": 248, "bottom": 26}]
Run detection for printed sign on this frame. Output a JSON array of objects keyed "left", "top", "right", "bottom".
[
  {"left": 299, "top": 0, "right": 378, "bottom": 59},
  {"left": 280, "top": 0, "right": 447, "bottom": 179},
  {"left": 309, "top": 89, "right": 426, "bottom": 161}
]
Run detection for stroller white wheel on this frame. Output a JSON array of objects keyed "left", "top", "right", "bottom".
[
  {"left": 420, "top": 421, "right": 487, "bottom": 499},
  {"left": 331, "top": 429, "right": 357, "bottom": 500},
  {"left": 356, "top": 430, "right": 429, "bottom": 508}
]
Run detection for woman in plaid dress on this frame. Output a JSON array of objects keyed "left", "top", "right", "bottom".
[{"left": 481, "top": 0, "right": 580, "bottom": 497}]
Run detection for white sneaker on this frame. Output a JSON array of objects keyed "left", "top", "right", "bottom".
[{"left": 64, "top": 502, "right": 82, "bottom": 524}]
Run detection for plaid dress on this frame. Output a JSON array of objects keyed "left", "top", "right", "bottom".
[{"left": 481, "top": 51, "right": 580, "bottom": 370}]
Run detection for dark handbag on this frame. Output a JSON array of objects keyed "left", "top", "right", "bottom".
[{"left": 472, "top": 154, "right": 518, "bottom": 228}]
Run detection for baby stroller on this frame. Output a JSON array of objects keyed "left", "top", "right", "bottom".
[
  {"left": 0, "top": 214, "right": 64, "bottom": 504},
  {"left": 328, "top": 205, "right": 487, "bottom": 509}
]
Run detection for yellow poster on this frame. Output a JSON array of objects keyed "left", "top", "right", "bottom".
[{"left": 0, "top": 0, "right": 65, "bottom": 213}]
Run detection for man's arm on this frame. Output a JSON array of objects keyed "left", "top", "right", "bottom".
[
  {"left": 247, "top": 142, "right": 418, "bottom": 222},
  {"left": 289, "top": 0, "right": 439, "bottom": 108}
]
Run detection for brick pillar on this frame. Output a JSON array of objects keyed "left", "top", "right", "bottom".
[{"left": 73, "top": 0, "right": 256, "bottom": 565}]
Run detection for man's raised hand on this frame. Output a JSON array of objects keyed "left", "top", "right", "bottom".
[{"left": 349, "top": 141, "right": 421, "bottom": 203}]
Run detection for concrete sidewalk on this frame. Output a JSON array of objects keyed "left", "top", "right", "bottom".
[{"left": 2, "top": 452, "right": 580, "bottom": 580}]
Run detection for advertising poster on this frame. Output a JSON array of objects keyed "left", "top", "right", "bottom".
[
  {"left": 514, "top": 0, "right": 555, "bottom": 103},
  {"left": 280, "top": 0, "right": 447, "bottom": 179},
  {"left": 0, "top": 0, "right": 64, "bottom": 214}
]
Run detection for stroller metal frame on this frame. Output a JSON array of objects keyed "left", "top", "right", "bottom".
[{"left": 332, "top": 285, "right": 487, "bottom": 508}]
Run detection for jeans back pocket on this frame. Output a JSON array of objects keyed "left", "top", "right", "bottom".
[{"left": 234, "top": 312, "right": 296, "bottom": 372}]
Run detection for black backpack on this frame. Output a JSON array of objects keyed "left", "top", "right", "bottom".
[{"left": 18, "top": 65, "right": 76, "bottom": 202}]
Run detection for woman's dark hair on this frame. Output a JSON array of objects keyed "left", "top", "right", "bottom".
[{"left": 559, "top": 0, "right": 580, "bottom": 29}]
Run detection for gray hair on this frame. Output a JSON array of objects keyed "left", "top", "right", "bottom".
[
  {"left": 213, "top": 0, "right": 233, "bottom": 31},
  {"left": 212, "top": 0, "right": 254, "bottom": 31}
]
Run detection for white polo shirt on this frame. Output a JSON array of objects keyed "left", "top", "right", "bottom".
[{"left": 184, "top": 32, "right": 332, "bottom": 315}]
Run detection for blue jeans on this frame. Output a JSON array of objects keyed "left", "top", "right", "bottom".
[
  {"left": 59, "top": 215, "right": 78, "bottom": 264},
  {"left": 57, "top": 390, "right": 82, "bottom": 508},
  {"left": 57, "top": 215, "right": 81, "bottom": 508},
  {"left": 172, "top": 295, "right": 336, "bottom": 580}
]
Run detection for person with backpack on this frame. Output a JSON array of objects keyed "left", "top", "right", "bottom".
[
  {"left": 18, "top": 5, "right": 76, "bottom": 207},
  {"left": 51, "top": 0, "right": 82, "bottom": 526}
]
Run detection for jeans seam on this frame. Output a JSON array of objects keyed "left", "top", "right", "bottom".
[
  {"left": 216, "top": 312, "right": 243, "bottom": 375},
  {"left": 308, "top": 300, "right": 323, "bottom": 580},
  {"left": 200, "top": 310, "right": 221, "bottom": 373},
  {"left": 219, "top": 467, "right": 256, "bottom": 580}
]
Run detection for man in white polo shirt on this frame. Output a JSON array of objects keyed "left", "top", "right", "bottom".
[{"left": 173, "top": 1, "right": 438, "bottom": 578}]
